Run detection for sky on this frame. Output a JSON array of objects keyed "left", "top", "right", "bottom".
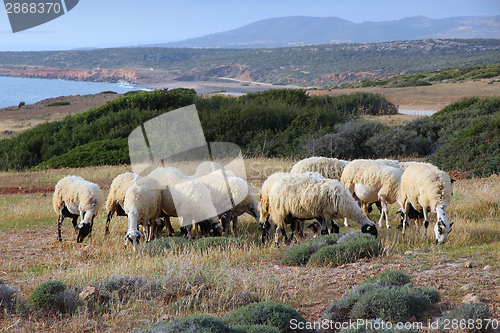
[{"left": 1, "top": 0, "right": 499, "bottom": 51}]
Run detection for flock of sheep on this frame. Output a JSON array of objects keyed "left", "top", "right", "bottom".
[{"left": 53, "top": 157, "right": 454, "bottom": 251}]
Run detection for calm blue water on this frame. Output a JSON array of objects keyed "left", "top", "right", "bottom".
[{"left": 0, "top": 76, "right": 143, "bottom": 108}]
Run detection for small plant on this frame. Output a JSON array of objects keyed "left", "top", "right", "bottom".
[
  {"left": 280, "top": 233, "right": 339, "bottom": 265},
  {"left": 439, "top": 302, "right": 490, "bottom": 332},
  {"left": 137, "top": 314, "right": 231, "bottom": 333},
  {"left": 28, "top": 280, "right": 77, "bottom": 314},
  {"left": 323, "top": 271, "right": 440, "bottom": 324},
  {"left": 142, "top": 236, "right": 189, "bottom": 255},
  {"left": 47, "top": 101, "right": 71, "bottom": 106},
  {"left": 192, "top": 236, "right": 243, "bottom": 251},
  {"left": 232, "top": 324, "right": 281, "bottom": 333},
  {"left": 307, "top": 233, "right": 381, "bottom": 267},
  {"left": 0, "top": 280, "right": 17, "bottom": 312},
  {"left": 223, "top": 301, "right": 311, "bottom": 333}
]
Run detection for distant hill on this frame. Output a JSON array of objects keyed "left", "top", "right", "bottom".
[
  {"left": 0, "top": 39, "right": 499, "bottom": 86},
  {"left": 153, "top": 15, "right": 500, "bottom": 48}
]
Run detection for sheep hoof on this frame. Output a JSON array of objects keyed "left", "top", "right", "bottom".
[{"left": 274, "top": 241, "right": 280, "bottom": 248}]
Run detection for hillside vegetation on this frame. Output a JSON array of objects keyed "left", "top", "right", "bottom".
[
  {"left": 336, "top": 62, "right": 500, "bottom": 89},
  {"left": 0, "top": 39, "right": 499, "bottom": 85},
  {"left": 0, "top": 87, "right": 498, "bottom": 177}
]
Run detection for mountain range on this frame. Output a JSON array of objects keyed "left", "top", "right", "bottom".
[{"left": 151, "top": 15, "right": 500, "bottom": 48}]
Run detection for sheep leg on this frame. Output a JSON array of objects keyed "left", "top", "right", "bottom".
[
  {"left": 379, "top": 197, "right": 391, "bottom": 228},
  {"left": 164, "top": 216, "right": 174, "bottom": 236},
  {"left": 343, "top": 217, "right": 349, "bottom": 227},
  {"left": 105, "top": 211, "right": 114, "bottom": 235},
  {"left": 57, "top": 213, "right": 64, "bottom": 241},
  {"left": 423, "top": 208, "right": 430, "bottom": 238},
  {"left": 232, "top": 215, "right": 239, "bottom": 237},
  {"left": 361, "top": 201, "right": 372, "bottom": 220},
  {"left": 221, "top": 211, "right": 232, "bottom": 237},
  {"left": 402, "top": 201, "right": 411, "bottom": 235}
]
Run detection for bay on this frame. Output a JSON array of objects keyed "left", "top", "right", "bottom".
[{"left": 0, "top": 76, "right": 142, "bottom": 109}]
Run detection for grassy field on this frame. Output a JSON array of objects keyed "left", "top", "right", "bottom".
[{"left": 0, "top": 158, "right": 499, "bottom": 332}]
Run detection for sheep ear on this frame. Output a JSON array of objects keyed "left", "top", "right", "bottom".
[{"left": 449, "top": 222, "right": 454, "bottom": 227}]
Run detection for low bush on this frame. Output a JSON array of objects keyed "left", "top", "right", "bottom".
[
  {"left": 360, "top": 270, "right": 412, "bottom": 287},
  {"left": 280, "top": 233, "right": 339, "bottom": 266},
  {"left": 232, "top": 324, "right": 281, "bottom": 333},
  {"left": 223, "top": 301, "right": 311, "bottom": 333},
  {"left": 323, "top": 271, "right": 440, "bottom": 324},
  {"left": 439, "top": 303, "right": 490, "bottom": 332},
  {"left": 137, "top": 314, "right": 231, "bottom": 333},
  {"left": 142, "top": 237, "right": 189, "bottom": 255},
  {"left": 37, "top": 138, "right": 129, "bottom": 169},
  {"left": 192, "top": 237, "right": 244, "bottom": 252},
  {"left": 307, "top": 234, "right": 381, "bottom": 267},
  {"left": 28, "top": 280, "right": 78, "bottom": 314},
  {"left": 0, "top": 280, "right": 17, "bottom": 312},
  {"left": 365, "top": 127, "right": 432, "bottom": 157}
]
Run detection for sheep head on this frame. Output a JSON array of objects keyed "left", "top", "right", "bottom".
[
  {"left": 434, "top": 204, "right": 452, "bottom": 245},
  {"left": 361, "top": 223, "right": 378, "bottom": 238},
  {"left": 76, "top": 222, "right": 91, "bottom": 243},
  {"left": 125, "top": 229, "right": 143, "bottom": 251}
]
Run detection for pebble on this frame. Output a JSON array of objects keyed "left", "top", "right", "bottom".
[
  {"left": 460, "top": 284, "right": 472, "bottom": 291},
  {"left": 464, "top": 260, "right": 473, "bottom": 268},
  {"left": 483, "top": 265, "right": 492, "bottom": 270}
]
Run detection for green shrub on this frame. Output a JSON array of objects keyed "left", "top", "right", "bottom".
[
  {"left": 280, "top": 233, "right": 339, "bottom": 266},
  {"left": 142, "top": 237, "right": 189, "bottom": 255},
  {"left": 365, "top": 127, "right": 432, "bottom": 157},
  {"left": 137, "top": 314, "right": 231, "bottom": 333},
  {"left": 440, "top": 303, "right": 490, "bottom": 332},
  {"left": 28, "top": 280, "right": 77, "bottom": 313},
  {"left": 349, "top": 287, "right": 410, "bottom": 322},
  {"left": 0, "top": 281, "right": 17, "bottom": 311},
  {"left": 47, "top": 101, "right": 71, "bottom": 106},
  {"left": 192, "top": 237, "right": 243, "bottom": 251},
  {"left": 323, "top": 271, "right": 440, "bottom": 324},
  {"left": 360, "top": 270, "right": 412, "bottom": 287},
  {"left": 231, "top": 324, "right": 281, "bottom": 333},
  {"left": 307, "top": 234, "right": 381, "bottom": 267},
  {"left": 339, "top": 319, "right": 420, "bottom": 333},
  {"left": 37, "top": 138, "right": 129, "bottom": 169},
  {"left": 223, "top": 301, "right": 311, "bottom": 333},
  {"left": 95, "top": 275, "right": 147, "bottom": 303}
]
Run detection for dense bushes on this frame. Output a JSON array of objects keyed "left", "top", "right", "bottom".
[
  {"left": 0, "top": 89, "right": 396, "bottom": 170},
  {"left": 280, "top": 231, "right": 381, "bottom": 267},
  {"left": 0, "top": 88, "right": 498, "bottom": 177},
  {"left": 323, "top": 270, "right": 440, "bottom": 324}
]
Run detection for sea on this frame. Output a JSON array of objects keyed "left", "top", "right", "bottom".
[{"left": 0, "top": 76, "right": 145, "bottom": 109}]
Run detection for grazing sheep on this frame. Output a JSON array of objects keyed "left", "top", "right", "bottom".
[
  {"left": 259, "top": 172, "right": 339, "bottom": 243},
  {"left": 399, "top": 163, "right": 453, "bottom": 244},
  {"left": 291, "top": 156, "right": 352, "bottom": 227},
  {"left": 193, "top": 161, "right": 237, "bottom": 178},
  {"left": 265, "top": 172, "right": 377, "bottom": 246},
  {"left": 105, "top": 172, "right": 139, "bottom": 235},
  {"left": 195, "top": 171, "right": 253, "bottom": 237},
  {"left": 148, "top": 167, "right": 220, "bottom": 240},
  {"left": 53, "top": 176, "right": 103, "bottom": 243},
  {"left": 123, "top": 176, "right": 162, "bottom": 251},
  {"left": 290, "top": 156, "right": 349, "bottom": 180},
  {"left": 341, "top": 159, "right": 403, "bottom": 229}
]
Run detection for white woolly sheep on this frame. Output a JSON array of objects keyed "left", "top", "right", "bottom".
[
  {"left": 53, "top": 175, "right": 104, "bottom": 243},
  {"left": 259, "top": 172, "right": 338, "bottom": 243},
  {"left": 341, "top": 159, "right": 403, "bottom": 229},
  {"left": 193, "top": 161, "right": 237, "bottom": 178},
  {"left": 123, "top": 176, "right": 162, "bottom": 251},
  {"left": 194, "top": 172, "right": 249, "bottom": 237},
  {"left": 265, "top": 172, "right": 377, "bottom": 246},
  {"left": 291, "top": 156, "right": 352, "bottom": 227},
  {"left": 399, "top": 162, "right": 453, "bottom": 244},
  {"left": 148, "top": 167, "right": 220, "bottom": 240},
  {"left": 105, "top": 172, "right": 139, "bottom": 235},
  {"left": 290, "top": 156, "right": 349, "bottom": 180}
]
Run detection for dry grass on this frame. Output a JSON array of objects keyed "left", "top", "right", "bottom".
[{"left": 0, "top": 161, "right": 499, "bottom": 332}]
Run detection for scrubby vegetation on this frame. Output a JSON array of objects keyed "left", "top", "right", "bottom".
[
  {"left": 1, "top": 87, "right": 498, "bottom": 177},
  {"left": 280, "top": 231, "right": 381, "bottom": 267},
  {"left": 323, "top": 271, "right": 440, "bottom": 323},
  {"left": 339, "top": 62, "right": 500, "bottom": 89},
  {"left": 0, "top": 40, "right": 499, "bottom": 85}
]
